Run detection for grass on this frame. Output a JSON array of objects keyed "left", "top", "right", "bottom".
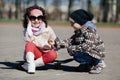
[
  {"left": 96, "top": 22, "right": 120, "bottom": 27},
  {"left": 0, "top": 19, "right": 22, "bottom": 23},
  {"left": 0, "top": 19, "right": 120, "bottom": 27},
  {"left": 49, "top": 20, "right": 120, "bottom": 27}
]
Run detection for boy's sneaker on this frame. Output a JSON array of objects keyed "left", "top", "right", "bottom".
[
  {"left": 89, "top": 66, "right": 103, "bottom": 74},
  {"left": 89, "top": 60, "right": 106, "bottom": 74}
]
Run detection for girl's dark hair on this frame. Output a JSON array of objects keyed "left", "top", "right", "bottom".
[{"left": 23, "top": 5, "right": 47, "bottom": 28}]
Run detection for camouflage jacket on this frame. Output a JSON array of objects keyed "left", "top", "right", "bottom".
[{"left": 62, "top": 26, "right": 105, "bottom": 60}]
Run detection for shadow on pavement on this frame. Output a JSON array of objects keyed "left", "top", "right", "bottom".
[
  {"left": 37, "top": 58, "right": 90, "bottom": 73},
  {"left": 0, "top": 58, "right": 89, "bottom": 73},
  {"left": 36, "top": 58, "right": 75, "bottom": 71},
  {"left": 0, "top": 62, "right": 17, "bottom": 69}
]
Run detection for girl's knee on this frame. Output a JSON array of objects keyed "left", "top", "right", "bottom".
[
  {"left": 26, "top": 42, "right": 35, "bottom": 47},
  {"left": 42, "top": 50, "right": 57, "bottom": 64},
  {"left": 49, "top": 50, "right": 57, "bottom": 59}
]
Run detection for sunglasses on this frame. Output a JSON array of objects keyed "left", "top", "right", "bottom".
[{"left": 28, "top": 15, "right": 45, "bottom": 21}]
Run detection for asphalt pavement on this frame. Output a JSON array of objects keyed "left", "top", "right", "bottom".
[{"left": 0, "top": 23, "right": 120, "bottom": 80}]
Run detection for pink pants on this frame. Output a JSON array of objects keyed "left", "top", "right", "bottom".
[{"left": 24, "top": 42, "right": 57, "bottom": 64}]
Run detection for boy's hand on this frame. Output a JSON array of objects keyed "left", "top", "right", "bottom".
[
  {"left": 54, "top": 37, "right": 68, "bottom": 50},
  {"left": 54, "top": 37, "right": 62, "bottom": 49},
  {"left": 67, "top": 46, "right": 76, "bottom": 56}
]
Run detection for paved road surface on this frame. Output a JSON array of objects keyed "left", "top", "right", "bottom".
[{"left": 0, "top": 23, "right": 120, "bottom": 80}]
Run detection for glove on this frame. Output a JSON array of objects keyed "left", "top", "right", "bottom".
[
  {"left": 54, "top": 37, "right": 61, "bottom": 50},
  {"left": 67, "top": 46, "right": 76, "bottom": 56},
  {"left": 54, "top": 37, "right": 66, "bottom": 50}
]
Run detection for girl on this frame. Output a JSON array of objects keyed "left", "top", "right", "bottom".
[{"left": 17, "top": 5, "right": 57, "bottom": 74}]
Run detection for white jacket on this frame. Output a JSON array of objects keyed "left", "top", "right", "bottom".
[{"left": 24, "top": 26, "right": 56, "bottom": 49}]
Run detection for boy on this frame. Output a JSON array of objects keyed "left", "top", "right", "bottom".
[{"left": 55, "top": 9, "right": 106, "bottom": 74}]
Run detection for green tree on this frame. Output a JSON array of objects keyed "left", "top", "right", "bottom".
[
  {"left": 67, "top": 0, "right": 74, "bottom": 20},
  {"left": 87, "top": 0, "right": 92, "bottom": 12},
  {"left": 0, "top": 0, "right": 4, "bottom": 18},
  {"left": 15, "top": 0, "right": 21, "bottom": 19}
]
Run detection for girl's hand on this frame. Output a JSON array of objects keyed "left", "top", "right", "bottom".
[
  {"left": 48, "top": 39, "right": 55, "bottom": 48},
  {"left": 48, "top": 39, "right": 55, "bottom": 45},
  {"left": 27, "top": 17, "right": 32, "bottom": 27}
]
